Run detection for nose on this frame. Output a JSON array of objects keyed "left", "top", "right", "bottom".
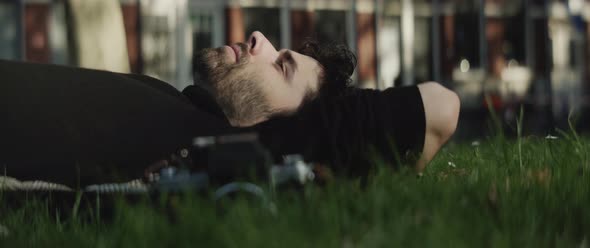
[{"left": 248, "top": 31, "right": 278, "bottom": 60}]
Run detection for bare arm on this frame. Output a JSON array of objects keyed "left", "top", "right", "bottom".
[{"left": 416, "top": 82, "right": 461, "bottom": 171}]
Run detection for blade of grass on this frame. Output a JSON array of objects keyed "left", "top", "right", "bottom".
[
  {"left": 484, "top": 93, "right": 510, "bottom": 167},
  {"left": 72, "top": 191, "right": 83, "bottom": 221},
  {"left": 517, "top": 105, "right": 524, "bottom": 171}
]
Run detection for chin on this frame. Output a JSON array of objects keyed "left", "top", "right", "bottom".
[{"left": 229, "top": 117, "right": 267, "bottom": 127}]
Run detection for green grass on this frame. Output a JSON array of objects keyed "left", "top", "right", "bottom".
[{"left": 1, "top": 134, "right": 590, "bottom": 247}]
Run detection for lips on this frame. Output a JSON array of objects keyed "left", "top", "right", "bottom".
[{"left": 230, "top": 44, "right": 241, "bottom": 62}]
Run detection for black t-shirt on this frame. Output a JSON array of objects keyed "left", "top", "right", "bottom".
[
  {"left": 0, "top": 60, "right": 425, "bottom": 184},
  {"left": 183, "top": 84, "right": 426, "bottom": 177},
  {"left": 0, "top": 60, "right": 230, "bottom": 184}
]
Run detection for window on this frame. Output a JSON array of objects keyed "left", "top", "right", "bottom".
[
  {"left": 243, "top": 8, "right": 281, "bottom": 47},
  {"left": 414, "top": 14, "right": 433, "bottom": 83},
  {"left": 0, "top": 1, "right": 19, "bottom": 60},
  {"left": 378, "top": 16, "right": 402, "bottom": 88},
  {"left": 314, "top": 10, "right": 348, "bottom": 44},
  {"left": 191, "top": 12, "right": 213, "bottom": 54}
]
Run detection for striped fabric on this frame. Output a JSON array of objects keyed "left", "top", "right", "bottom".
[
  {"left": 0, "top": 176, "right": 73, "bottom": 191},
  {"left": 0, "top": 176, "right": 148, "bottom": 193}
]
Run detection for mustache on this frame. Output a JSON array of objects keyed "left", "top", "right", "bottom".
[
  {"left": 203, "top": 42, "right": 250, "bottom": 67},
  {"left": 232, "top": 42, "right": 250, "bottom": 64},
  {"left": 210, "top": 42, "right": 248, "bottom": 60},
  {"left": 193, "top": 42, "right": 250, "bottom": 85}
]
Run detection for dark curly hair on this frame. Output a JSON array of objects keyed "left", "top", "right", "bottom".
[{"left": 296, "top": 39, "right": 357, "bottom": 98}]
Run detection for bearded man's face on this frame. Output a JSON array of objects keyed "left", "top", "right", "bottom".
[{"left": 193, "top": 31, "right": 323, "bottom": 127}]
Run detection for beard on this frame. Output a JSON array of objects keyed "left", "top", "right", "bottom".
[{"left": 193, "top": 43, "right": 271, "bottom": 126}]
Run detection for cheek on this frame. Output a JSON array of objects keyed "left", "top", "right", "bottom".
[
  {"left": 265, "top": 83, "right": 304, "bottom": 110},
  {"left": 308, "top": 65, "right": 323, "bottom": 91},
  {"left": 295, "top": 65, "right": 321, "bottom": 94}
]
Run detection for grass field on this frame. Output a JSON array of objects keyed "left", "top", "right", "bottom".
[{"left": 1, "top": 130, "right": 589, "bottom": 247}]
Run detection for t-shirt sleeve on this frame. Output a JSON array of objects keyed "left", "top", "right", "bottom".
[{"left": 258, "top": 86, "right": 426, "bottom": 176}]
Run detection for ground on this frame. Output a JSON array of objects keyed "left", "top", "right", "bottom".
[{"left": 1, "top": 132, "right": 589, "bottom": 247}]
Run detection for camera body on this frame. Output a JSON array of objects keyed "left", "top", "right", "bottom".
[
  {"left": 191, "top": 133, "right": 273, "bottom": 184},
  {"left": 152, "top": 133, "right": 314, "bottom": 192}
]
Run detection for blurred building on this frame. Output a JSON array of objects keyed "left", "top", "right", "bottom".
[{"left": 1, "top": 0, "right": 589, "bottom": 135}]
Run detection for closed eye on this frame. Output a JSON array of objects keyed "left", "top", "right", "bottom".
[
  {"left": 274, "top": 61, "right": 286, "bottom": 78},
  {"left": 276, "top": 51, "right": 296, "bottom": 82}
]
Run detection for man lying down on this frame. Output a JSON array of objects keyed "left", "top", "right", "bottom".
[{"left": 0, "top": 31, "right": 460, "bottom": 187}]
